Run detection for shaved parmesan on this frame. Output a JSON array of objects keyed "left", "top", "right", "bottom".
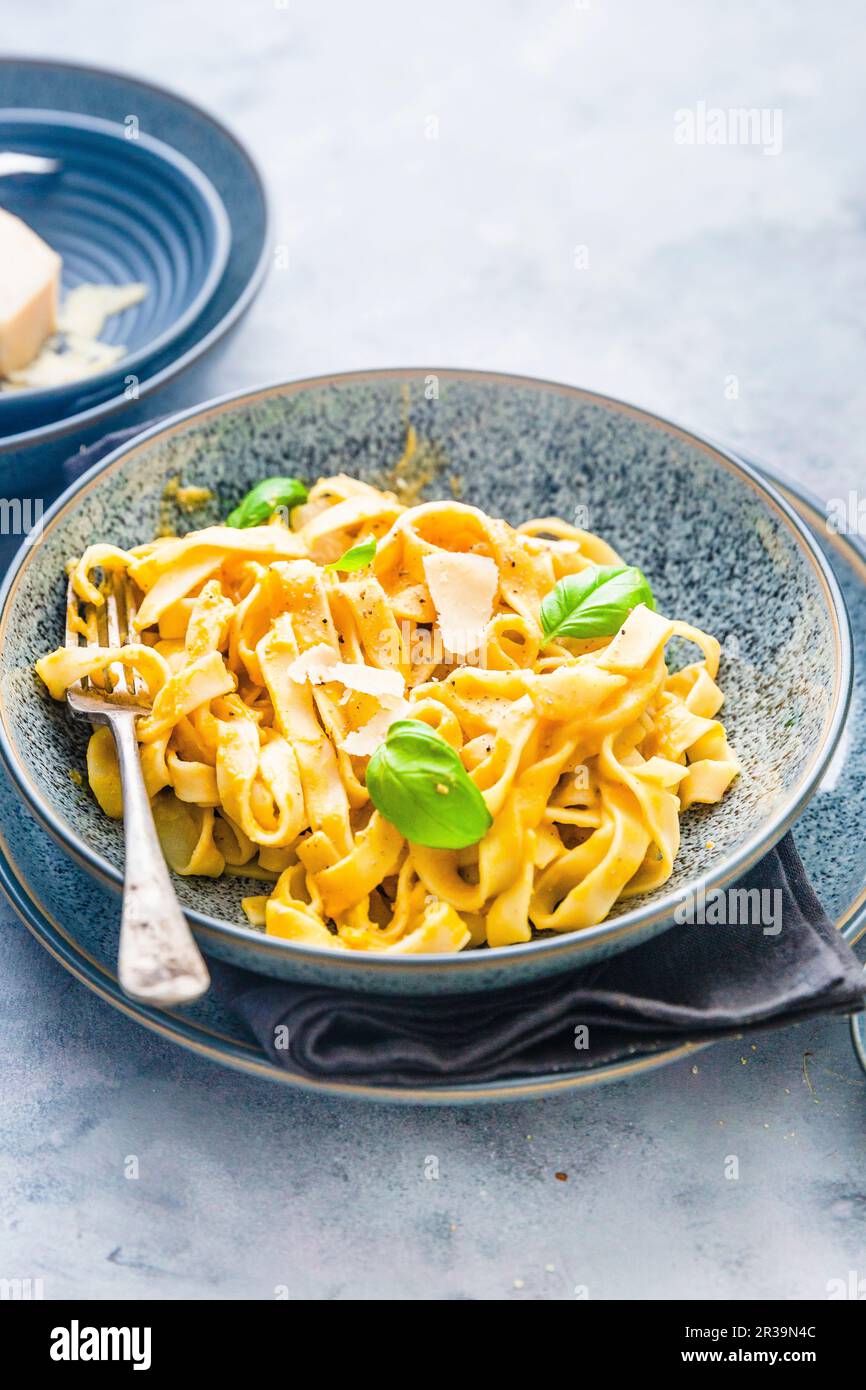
[
  {"left": 285, "top": 644, "right": 337, "bottom": 684},
  {"left": 286, "top": 643, "right": 405, "bottom": 699},
  {"left": 340, "top": 698, "right": 411, "bottom": 756},
  {"left": 422, "top": 551, "right": 498, "bottom": 657}
]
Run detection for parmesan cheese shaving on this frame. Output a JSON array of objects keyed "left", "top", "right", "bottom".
[
  {"left": 422, "top": 551, "right": 498, "bottom": 656},
  {"left": 286, "top": 643, "right": 405, "bottom": 699},
  {"left": 339, "top": 698, "right": 411, "bottom": 756}
]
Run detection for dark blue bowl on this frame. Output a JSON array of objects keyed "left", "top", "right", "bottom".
[{"left": 0, "top": 109, "right": 231, "bottom": 432}]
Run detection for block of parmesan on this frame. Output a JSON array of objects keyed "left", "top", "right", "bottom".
[{"left": 0, "top": 209, "right": 62, "bottom": 377}]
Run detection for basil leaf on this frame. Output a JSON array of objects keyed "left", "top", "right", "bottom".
[
  {"left": 540, "top": 564, "right": 654, "bottom": 644},
  {"left": 324, "top": 536, "right": 377, "bottom": 573},
  {"left": 226, "top": 477, "right": 308, "bottom": 528},
  {"left": 366, "top": 719, "right": 492, "bottom": 850}
]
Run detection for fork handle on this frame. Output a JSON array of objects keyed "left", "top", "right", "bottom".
[{"left": 110, "top": 711, "right": 211, "bottom": 1007}]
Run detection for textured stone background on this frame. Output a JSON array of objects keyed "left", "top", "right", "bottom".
[{"left": 1, "top": 0, "right": 865, "bottom": 1300}]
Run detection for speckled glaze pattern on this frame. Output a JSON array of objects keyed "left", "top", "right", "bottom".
[
  {"left": 760, "top": 472, "right": 866, "bottom": 934},
  {"left": 0, "top": 372, "right": 852, "bottom": 995},
  {"left": 0, "top": 469, "right": 862, "bottom": 1101}
]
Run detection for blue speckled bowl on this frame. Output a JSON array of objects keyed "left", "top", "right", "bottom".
[
  {"left": 0, "top": 109, "right": 231, "bottom": 434},
  {"left": 0, "top": 370, "right": 853, "bottom": 994},
  {"left": 0, "top": 462, "right": 862, "bottom": 1101}
]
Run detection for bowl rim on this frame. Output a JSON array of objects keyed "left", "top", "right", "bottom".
[
  {"left": 0, "top": 366, "right": 854, "bottom": 978},
  {"left": 0, "top": 106, "right": 232, "bottom": 413}
]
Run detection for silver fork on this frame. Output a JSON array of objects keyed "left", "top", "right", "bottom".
[{"left": 65, "top": 574, "right": 210, "bottom": 1007}]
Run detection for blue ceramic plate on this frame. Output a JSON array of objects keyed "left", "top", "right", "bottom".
[
  {"left": 0, "top": 59, "right": 269, "bottom": 474},
  {"left": 0, "top": 467, "right": 861, "bottom": 1103},
  {"left": 0, "top": 371, "right": 853, "bottom": 995},
  {"left": 0, "top": 110, "right": 230, "bottom": 433}
]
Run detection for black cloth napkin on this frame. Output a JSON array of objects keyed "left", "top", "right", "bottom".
[
  {"left": 208, "top": 836, "right": 865, "bottom": 1087},
  {"left": 62, "top": 430, "right": 865, "bottom": 1087}
]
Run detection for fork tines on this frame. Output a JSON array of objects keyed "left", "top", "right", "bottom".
[{"left": 65, "top": 572, "right": 142, "bottom": 700}]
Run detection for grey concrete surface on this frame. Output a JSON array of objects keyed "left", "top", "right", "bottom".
[{"left": 1, "top": 0, "right": 865, "bottom": 1300}]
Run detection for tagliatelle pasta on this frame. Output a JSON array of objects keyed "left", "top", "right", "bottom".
[{"left": 35, "top": 472, "right": 739, "bottom": 954}]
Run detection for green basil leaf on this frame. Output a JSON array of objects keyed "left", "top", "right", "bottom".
[
  {"left": 539, "top": 564, "right": 654, "bottom": 644},
  {"left": 366, "top": 719, "right": 493, "bottom": 850},
  {"left": 226, "top": 477, "right": 308, "bottom": 528},
  {"left": 324, "top": 536, "right": 377, "bottom": 573}
]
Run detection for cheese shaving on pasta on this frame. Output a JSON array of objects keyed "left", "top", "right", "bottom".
[{"left": 35, "top": 472, "right": 739, "bottom": 954}]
